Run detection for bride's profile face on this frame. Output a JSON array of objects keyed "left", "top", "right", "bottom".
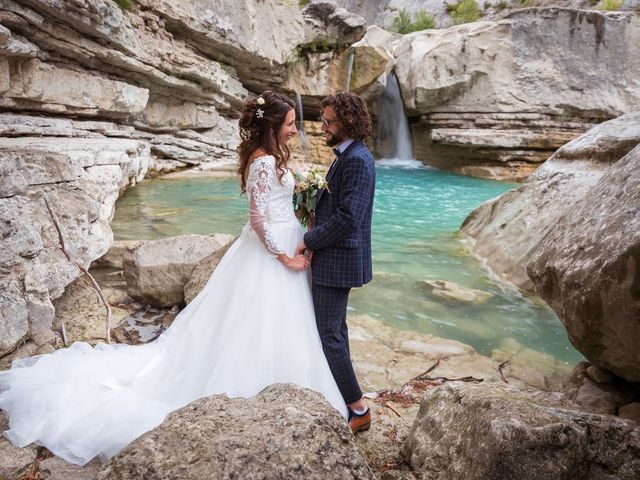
[{"left": 278, "top": 108, "right": 297, "bottom": 145}]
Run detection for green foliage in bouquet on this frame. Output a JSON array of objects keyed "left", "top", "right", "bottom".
[{"left": 293, "top": 168, "right": 330, "bottom": 227}]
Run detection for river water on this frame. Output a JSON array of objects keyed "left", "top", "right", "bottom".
[{"left": 112, "top": 160, "right": 582, "bottom": 365}]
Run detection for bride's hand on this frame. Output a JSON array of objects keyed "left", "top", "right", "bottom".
[{"left": 277, "top": 253, "right": 310, "bottom": 271}]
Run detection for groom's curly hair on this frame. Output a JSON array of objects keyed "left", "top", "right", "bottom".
[{"left": 321, "top": 92, "right": 372, "bottom": 140}]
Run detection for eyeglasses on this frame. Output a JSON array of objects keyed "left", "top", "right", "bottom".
[{"left": 319, "top": 116, "right": 339, "bottom": 127}]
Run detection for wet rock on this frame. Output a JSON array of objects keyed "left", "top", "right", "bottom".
[{"left": 417, "top": 279, "right": 493, "bottom": 304}]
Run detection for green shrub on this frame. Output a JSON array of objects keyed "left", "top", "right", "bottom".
[
  {"left": 598, "top": 0, "right": 624, "bottom": 10},
  {"left": 299, "top": 0, "right": 310, "bottom": 7},
  {"left": 390, "top": 8, "right": 436, "bottom": 33},
  {"left": 496, "top": 1, "right": 509, "bottom": 10},
  {"left": 115, "top": 0, "right": 131, "bottom": 10},
  {"left": 451, "top": 0, "right": 480, "bottom": 25}
]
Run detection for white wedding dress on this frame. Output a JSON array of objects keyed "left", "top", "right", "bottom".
[{"left": 0, "top": 155, "right": 347, "bottom": 465}]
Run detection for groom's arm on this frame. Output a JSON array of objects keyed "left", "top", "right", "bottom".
[{"left": 304, "top": 155, "right": 373, "bottom": 252}]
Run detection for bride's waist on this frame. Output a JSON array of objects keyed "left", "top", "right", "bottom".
[{"left": 244, "top": 218, "right": 300, "bottom": 230}]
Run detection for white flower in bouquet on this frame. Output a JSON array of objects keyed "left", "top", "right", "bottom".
[{"left": 293, "top": 168, "right": 329, "bottom": 227}]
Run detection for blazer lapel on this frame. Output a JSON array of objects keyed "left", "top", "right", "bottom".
[{"left": 317, "top": 140, "right": 360, "bottom": 204}]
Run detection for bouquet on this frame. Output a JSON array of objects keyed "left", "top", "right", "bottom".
[{"left": 293, "top": 168, "right": 330, "bottom": 227}]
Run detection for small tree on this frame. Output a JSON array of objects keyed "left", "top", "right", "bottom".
[
  {"left": 451, "top": 0, "right": 480, "bottom": 25},
  {"left": 390, "top": 8, "right": 436, "bottom": 34},
  {"left": 414, "top": 10, "right": 437, "bottom": 30},
  {"left": 598, "top": 0, "right": 624, "bottom": 10}
]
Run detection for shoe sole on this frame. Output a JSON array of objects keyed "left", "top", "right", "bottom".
[{"left": 351, "top": 422, "right": 371, "bottom": 434}]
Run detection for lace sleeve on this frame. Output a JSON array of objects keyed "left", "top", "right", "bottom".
[{"left": 247, "top": 157, "right": 285, "bottom": 256}]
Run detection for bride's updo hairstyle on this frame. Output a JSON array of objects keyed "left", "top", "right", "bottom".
[{"left": 237, "top": 91, "right": 296, "bottom": 193}]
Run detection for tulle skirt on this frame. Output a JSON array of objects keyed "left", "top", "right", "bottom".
[{"left": 0, "top": 222, "right": 347, "bottom": 465}]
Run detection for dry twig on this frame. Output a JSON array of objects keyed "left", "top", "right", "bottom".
[
  {"left": 498, "top": 359, "right": 510, "bottom": 383},
  {"left": 42, "top": 194, "right": 112, "bottom": 344}
]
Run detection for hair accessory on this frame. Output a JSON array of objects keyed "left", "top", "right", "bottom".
[
  {"left": 256, "top": 97, "right": 265, "bottom": 105},
  {"left": 239, "top": 127, "right": 252, "bottom": 141},
  {"left": 255, "top": 108, "right": 264, "bottom": 119}
]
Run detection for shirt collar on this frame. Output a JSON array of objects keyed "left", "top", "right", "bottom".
[{"left": 332, "top": 138, "right": 355, "bottom": 157}]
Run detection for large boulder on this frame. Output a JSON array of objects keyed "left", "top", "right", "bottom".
[
  {"left": 526, "top": 142, "right": 640, "bottom": 382},
  {"left": 123, "top": 234, "right": 234, "bottom": 307},
  {"left": 98, "top": 384, "right": 375, "bottom": 480},
  {"left": 183, "top": 236, "right": 237, "bottom": 304},
  {"left": 461, "top": 111, "right": 640, "bottom": 290},
  {"left": 405, "top": 382, "right": 640, "bottom": 480}
]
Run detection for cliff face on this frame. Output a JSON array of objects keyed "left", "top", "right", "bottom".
[
  {"left": 0, "top": 0, "right": 365, "bottom": 357},
  {"left": 397, "top": 8, "right": 640, "bottom": 179}
]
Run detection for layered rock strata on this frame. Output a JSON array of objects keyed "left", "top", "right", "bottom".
[
  {"left": 326, "top": 8, "right": 640, "bottom": 179},
  {"left": 0, "top": 0, "right": 359, "bottom": 357}
]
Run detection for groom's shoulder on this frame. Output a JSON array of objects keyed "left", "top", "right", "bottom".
[{"left": 345, "top": 141, "right": 373, "bottom": 161}]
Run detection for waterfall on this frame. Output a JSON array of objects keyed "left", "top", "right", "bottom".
[
  {"left": 377, "top": 72, "right": 413, "bottom": 160},
  {"left": 345, "top": 51, "right": 355, "bottom": 92},
  {"left": 294, "top": 90, "right": 310, "bottom": 159}
]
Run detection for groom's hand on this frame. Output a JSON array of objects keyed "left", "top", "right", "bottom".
[{"left": 296, "top": 241, "right": 313, "bottom": 262}]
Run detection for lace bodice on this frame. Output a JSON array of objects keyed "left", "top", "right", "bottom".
[{"left": 246, "top": 155, "right": 298, "bottom": 255}]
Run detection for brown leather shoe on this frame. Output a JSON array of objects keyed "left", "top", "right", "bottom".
[{"left": 348, "top": 408, "right": 371, "bottom": 434}]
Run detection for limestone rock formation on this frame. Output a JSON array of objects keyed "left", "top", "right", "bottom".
[
  {"left": 123, "top": 234, "right": 234, "bottom": 307},
  {"left": 97, "top": 384, "right": 375, "bottom": 480},
  {"left": 341, "top": 7, "right": 640, "bottom": 179},
  {"left": 527, "top": 142, "right": 640, "bottom": 382},
  {"left": 0, "top": 143, "right": 149, "bottom": 357},
  {"left": 0, "top": 0, "right": 344, "bottom": 359},
  {"left": 183, "top": 236, "right": 236, "bottom": 305},
  {"left": 461, "top": 110, "right": 640, "bottom": 290},
  {"left": 405, "top": 382, "right": 640, "bottom": 480},
  {"left": 563, "top": 362, "right": 639, "bottom": 416}
]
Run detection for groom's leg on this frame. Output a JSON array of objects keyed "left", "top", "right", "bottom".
[{"left": 313, "top": 283, "right": 362, "bottom": 404}]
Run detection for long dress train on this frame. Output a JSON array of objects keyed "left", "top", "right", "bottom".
[{"left": 0, "top": 155, "right": 347, "bottom": 465}]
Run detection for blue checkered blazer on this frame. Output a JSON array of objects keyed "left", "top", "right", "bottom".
[{"left": 304, "top": 140, "right": 375, "bottom": 288}]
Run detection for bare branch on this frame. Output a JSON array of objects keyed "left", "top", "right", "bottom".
[
  {"left": 498, "top": 360, "right": 510, "bottom": 383},
  {"left": 42, "top": 194, "right": 112, "bottom": 344}
]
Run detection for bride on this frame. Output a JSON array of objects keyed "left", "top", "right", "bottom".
[{"left": 0, "top": 91, "right": 348, "bottom": 466}]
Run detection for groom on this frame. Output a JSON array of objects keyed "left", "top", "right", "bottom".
[{"left": 297, "top": 92, "right": 375, "bottom": 433}]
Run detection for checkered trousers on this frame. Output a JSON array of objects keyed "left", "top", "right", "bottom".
[{"left": 312, "top": 283, "right": 362, "bottom": 404}]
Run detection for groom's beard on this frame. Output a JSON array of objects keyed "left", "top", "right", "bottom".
[{"left": 325, "top": 129, "right": 345, "bottom": 147}]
